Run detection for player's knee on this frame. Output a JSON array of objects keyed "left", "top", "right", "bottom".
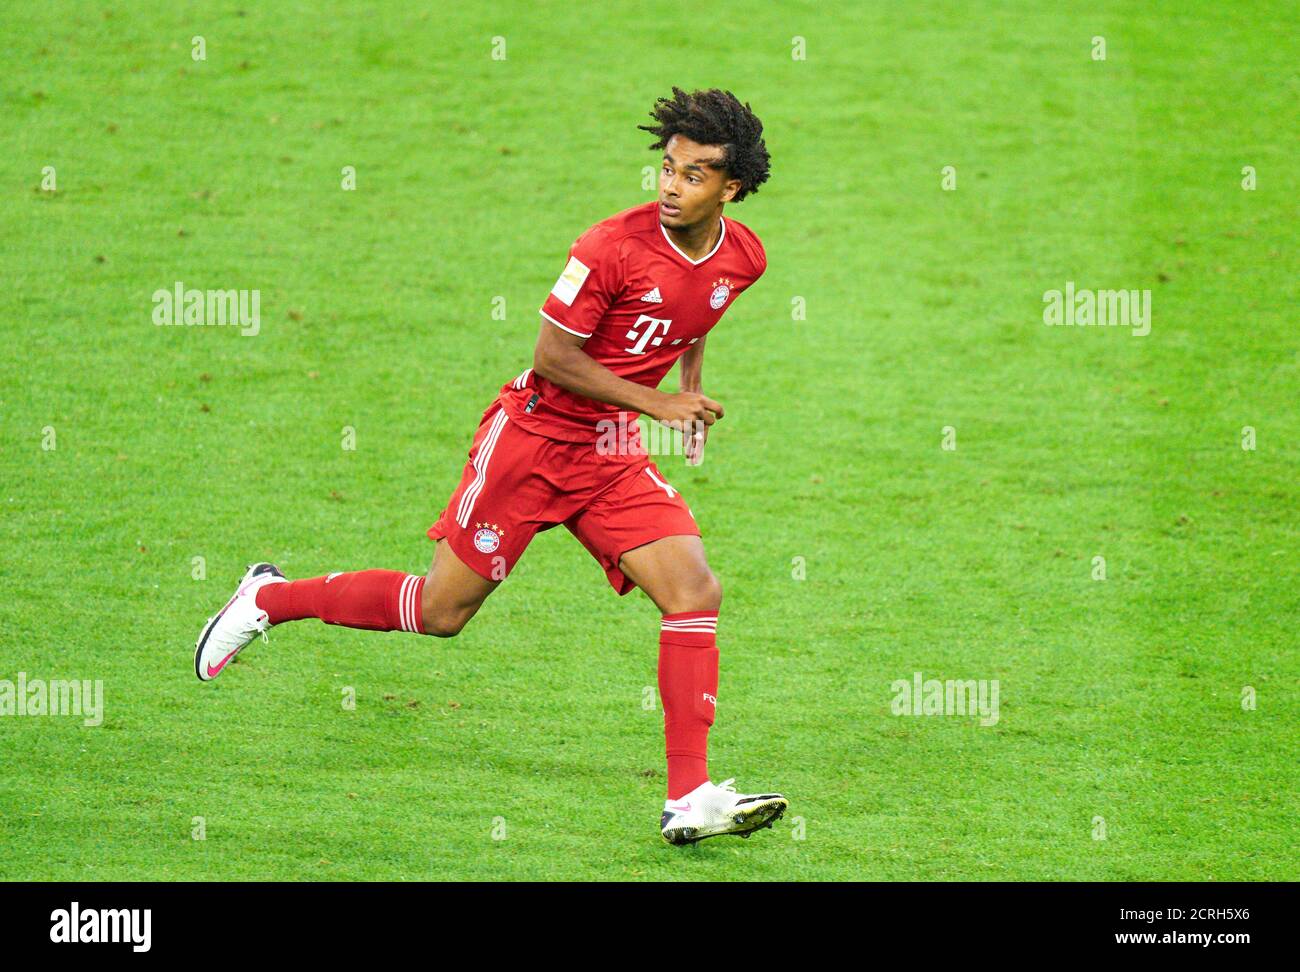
[
  {"left": 663, "top": 569, "right": 722, "bottom": 615},
  {"left": 701, "top": 570, "right": 723, "bottom": 612},
  {"left": 422, "top": 605, "right": 470, "bottom": 638},
  {"left": 420, "top": 591, "right": 477, "bottom": 637}
]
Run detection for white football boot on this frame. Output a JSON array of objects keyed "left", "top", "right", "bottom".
[
  {"left": 194, "top": 563, "right": 286, "bottom": 681},
  {"left": 660, "top": 778, "right": 789, "bottom": 846}
]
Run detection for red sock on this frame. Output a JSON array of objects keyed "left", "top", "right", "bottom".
[
  {"left": 255, "top": 570, "right": 425, "bottom": 633},
  {"left": 658, "top": 611, "right": 719, "bottom": 800}
]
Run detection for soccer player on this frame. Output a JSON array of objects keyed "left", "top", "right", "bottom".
[{"left": 195, "top": 87, "right": 787, "bottom": 845}]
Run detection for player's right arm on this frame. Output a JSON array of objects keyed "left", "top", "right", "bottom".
[{"left": 532, "top": 322, "right": 723, "bottom": 428}]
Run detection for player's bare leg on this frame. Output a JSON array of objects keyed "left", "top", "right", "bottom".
[
  {"left": 618, "top": 534, "right": 721, "bottom": 616},
  {"left": 420, "top": 538, "right": 499, "bottom": 637},
  {"left": 618, "top": 535, "right": 787, "bottom": 845}
]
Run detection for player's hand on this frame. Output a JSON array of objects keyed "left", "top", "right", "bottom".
[{"left": 651, "top": 391, "right": 724, "bottom": 429}]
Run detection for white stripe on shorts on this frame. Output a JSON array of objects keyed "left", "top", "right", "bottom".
[{"left": 456, "top": 409, "right": 509, "bottom": 528}]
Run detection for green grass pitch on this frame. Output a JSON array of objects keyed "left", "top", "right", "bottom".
[{"left": 1, "top": 0, "right": 1295, "bottom": 880}]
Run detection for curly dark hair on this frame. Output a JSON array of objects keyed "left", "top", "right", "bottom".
[{"left": 637, "top": 86, "right": 770, "bottom": 203}]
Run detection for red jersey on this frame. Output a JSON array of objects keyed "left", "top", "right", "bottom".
[{"left": 497, "top": 201, "right": 767, "bottom": 442}]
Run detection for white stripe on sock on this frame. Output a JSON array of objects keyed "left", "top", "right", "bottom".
[
  {"left": 398, "top": 575, "right": 414, "bottom": 632},
  {"left": 411, "top": 574, "right": 423, "bottom": 632}
]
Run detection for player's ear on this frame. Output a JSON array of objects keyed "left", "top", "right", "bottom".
[{"left": 721, "top": 178, "right": 741, "bottom": 203}]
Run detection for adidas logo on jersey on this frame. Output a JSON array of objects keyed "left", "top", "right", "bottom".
[{"left": 639, "top": 287, "right": 662, "bottom": 303}]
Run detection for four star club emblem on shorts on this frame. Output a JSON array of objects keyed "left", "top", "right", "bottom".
[
  {"left": 708, "top": 277, "right": 732, "bottom": 310},
  {"left": 473, "top": 522, "right": 504, "bottom": 554}
]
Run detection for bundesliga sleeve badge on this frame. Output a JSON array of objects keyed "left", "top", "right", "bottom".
[{"left": 550, "top": 256, "right": 591, "bottom": 306}]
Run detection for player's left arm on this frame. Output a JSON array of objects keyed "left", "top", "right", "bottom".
[{"left": 678, "top": 336, "right": 708, "bottom": 465}]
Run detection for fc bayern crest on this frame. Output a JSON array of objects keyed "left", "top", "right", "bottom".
[
  {"left": 472, "top": 522, "right": 503, "bottom": 553},
  {"left": 708, "top": 277, "right": 732, "bottom": 310}
]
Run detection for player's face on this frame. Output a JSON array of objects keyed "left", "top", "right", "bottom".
[{"left": 659, "top": 134, "right": 742, "bottom": 229}]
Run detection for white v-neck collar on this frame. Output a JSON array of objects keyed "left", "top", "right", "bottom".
[{"left": 659, "top": 215, "right": 726, "bottom": 267}]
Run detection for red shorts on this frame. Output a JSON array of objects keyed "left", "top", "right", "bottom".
[{"left": 428, "top": 399, "right": 700, "bottom": 594}]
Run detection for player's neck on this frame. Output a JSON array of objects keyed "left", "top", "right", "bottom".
[{"left": 664, "top": 209, "right": 723, "bottom": 261}]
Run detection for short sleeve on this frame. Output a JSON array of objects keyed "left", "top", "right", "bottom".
[{"left": 539, "top": 227, "right": 623, "bottom": 338}]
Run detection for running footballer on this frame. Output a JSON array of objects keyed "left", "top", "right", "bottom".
[{"left": 194, "top": 87, "right": 787, "bottom": 845}]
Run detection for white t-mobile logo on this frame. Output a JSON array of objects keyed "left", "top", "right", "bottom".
[{"left": 624, "top": 313, "right": 672, "bottom": 354}]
